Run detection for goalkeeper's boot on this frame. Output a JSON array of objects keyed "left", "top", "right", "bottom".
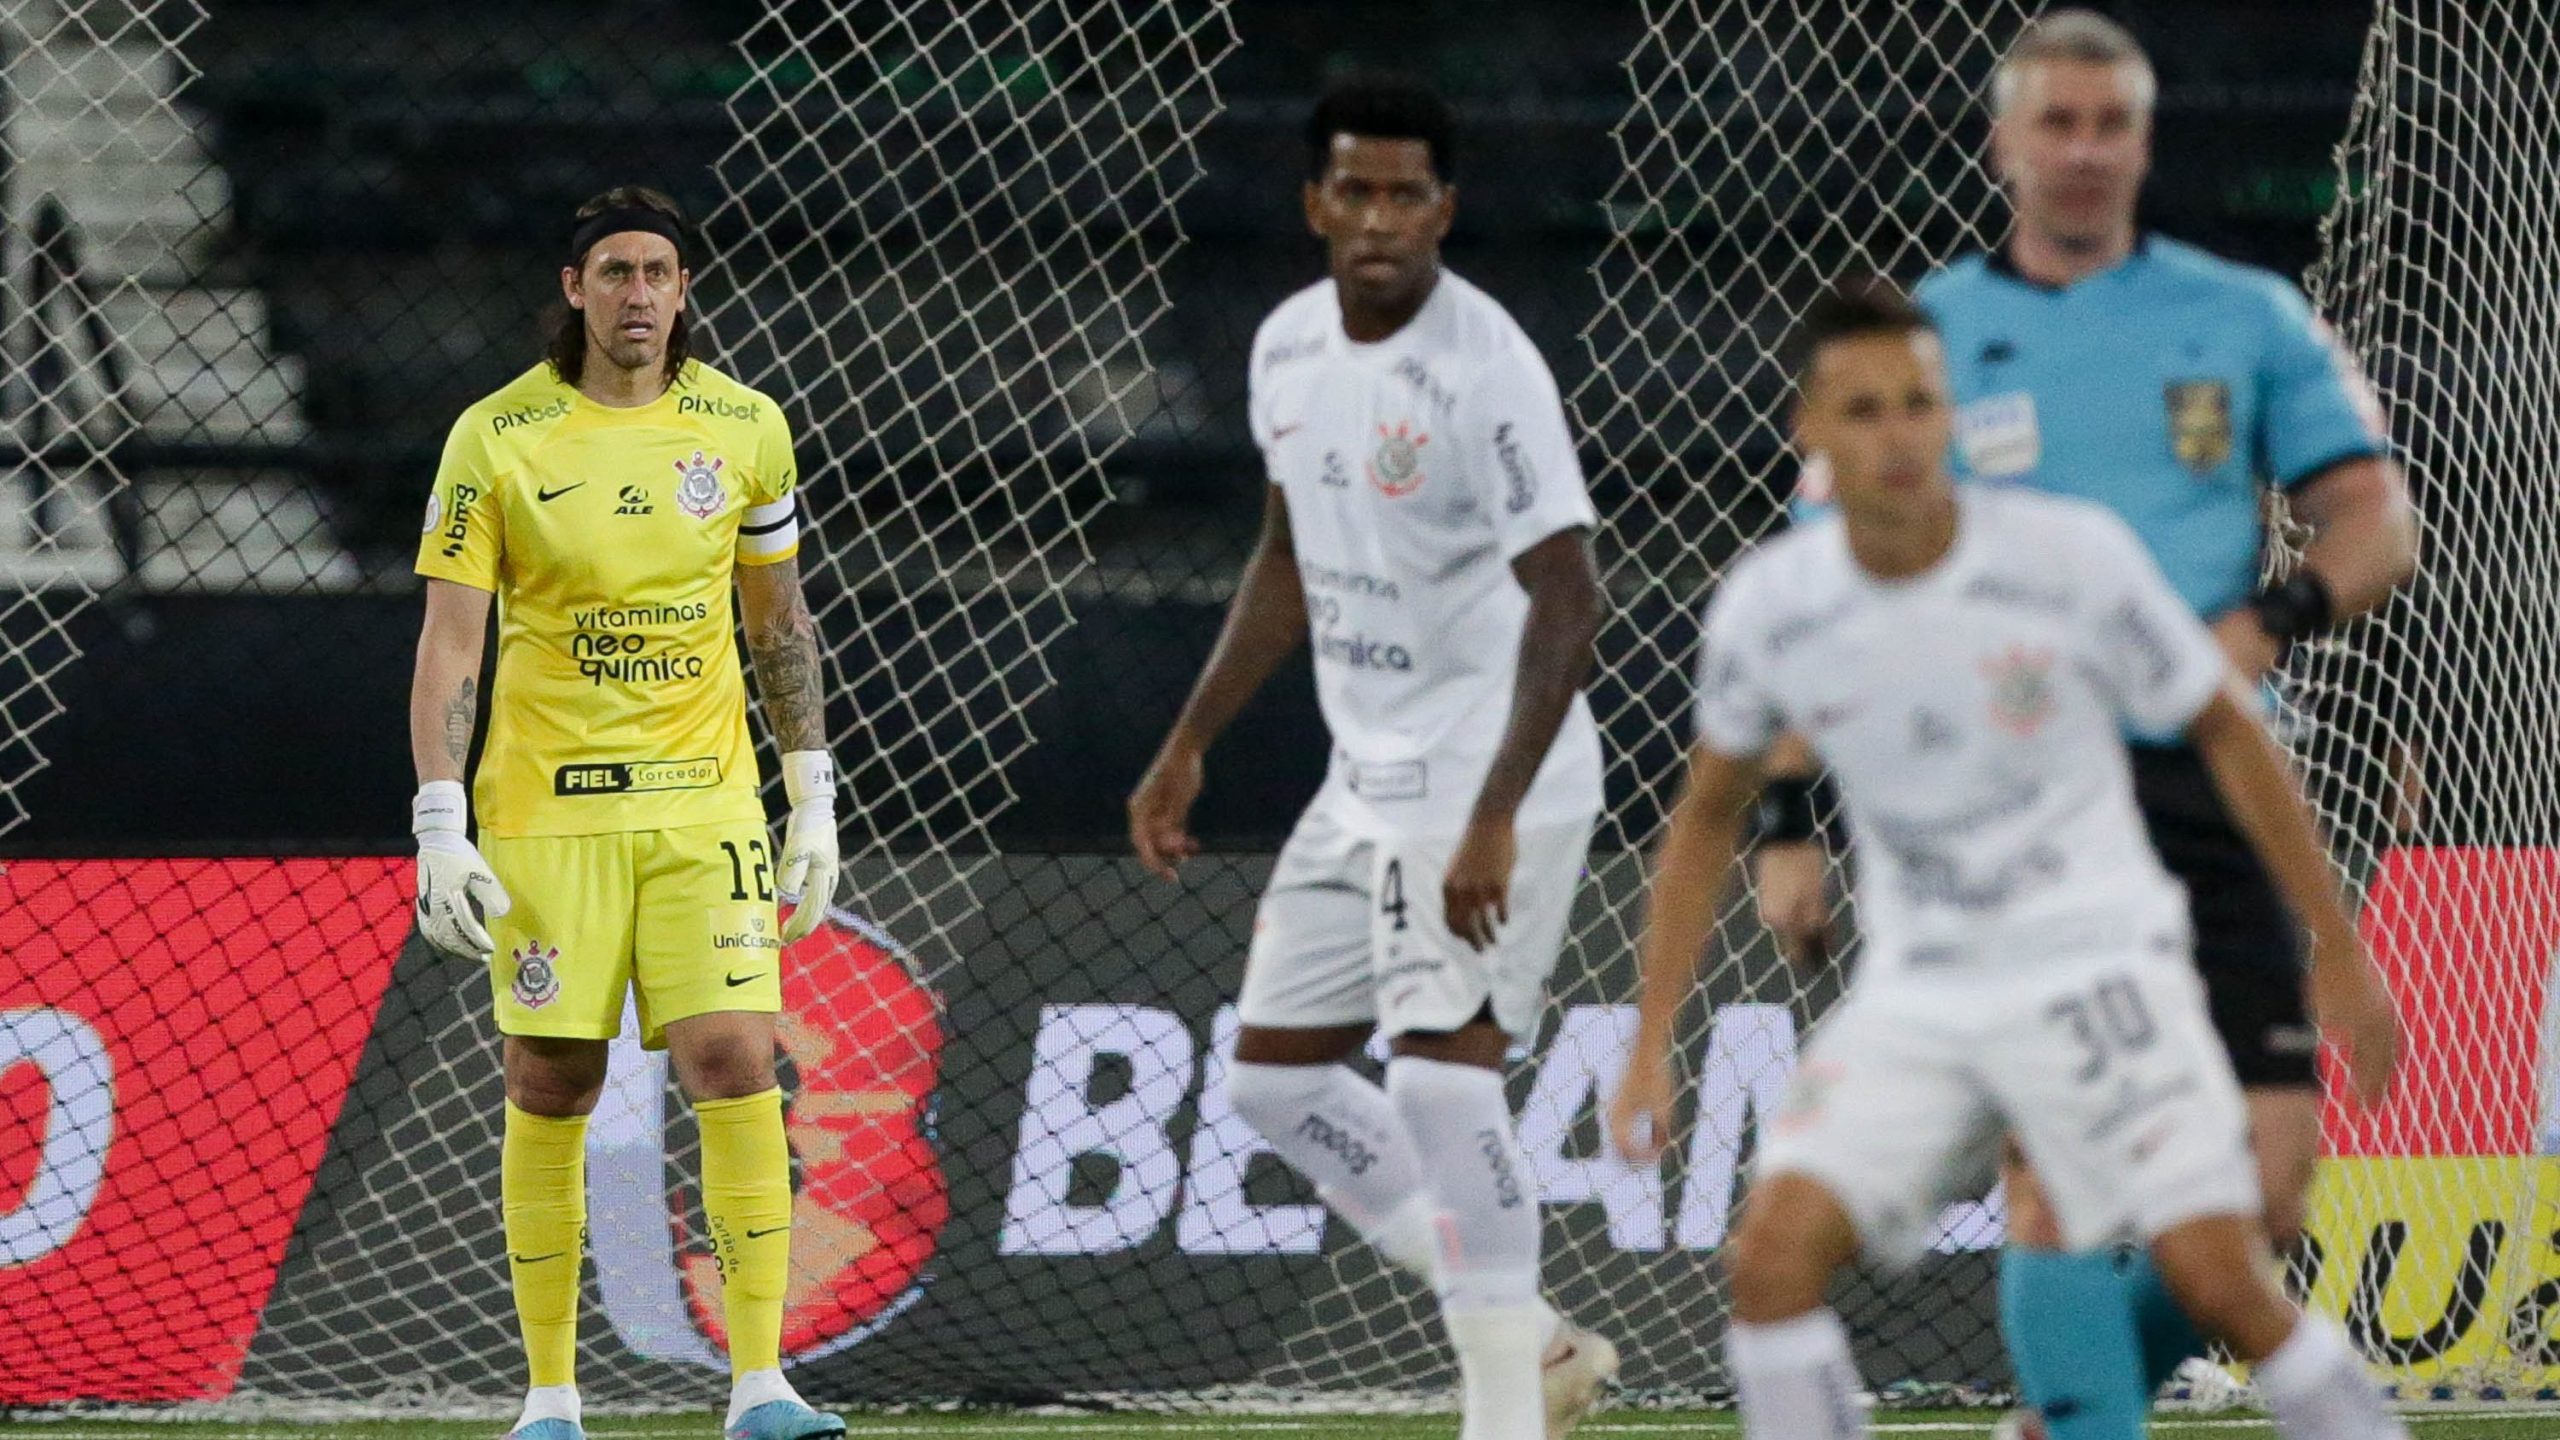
[
  {"left": 1542, "top": 1319, "right": 1621, "bottom": 1439},
  {"left": 503, "top": 1422, "right": 584, "bottom": 1440},
  {"left": 726, "top": 1399, "right": 848, "bottom": 1440}
]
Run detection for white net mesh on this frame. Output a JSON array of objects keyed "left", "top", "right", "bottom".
[
  {"left": 699, "top": 0, "right": 1239, "bottom": 940},
  {"left": 0, "top": 0, "right": 196, "bottom": 834},
  {"left": 2284, "top": 1, "right": 2560, "bottom": 1398},
  {"left": 11, "top": 0, "right": 2560, "bottom": 1414}
]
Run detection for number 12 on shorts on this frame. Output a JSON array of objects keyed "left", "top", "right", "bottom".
[{"left": 719, "top": 838, "right": 773, "bottom": 902}]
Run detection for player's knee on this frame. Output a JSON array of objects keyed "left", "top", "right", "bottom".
[
  {"left": 504, "top": 1037, "right": 606, "bottom": 1116},
  {"left": 1233, "top": 1023, "right": 1370, "bottom": 1067},
  {"left": 1224, "top": 1058, "right": 1326, "bottom": 1139},
  {"left": 674, "top": 1035, "right": 777, "bottom": 1101},
  {"left": 2152, "top": 1217, "right": 2292, "bottom": 1353},
  {"left": 1727, "top": 1173, "right": 1855, "bottom": 1323}
]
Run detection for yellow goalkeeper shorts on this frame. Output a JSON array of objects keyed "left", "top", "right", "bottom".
[{"left": 481, "top": 818, "right": 783, "bottom": 1050}]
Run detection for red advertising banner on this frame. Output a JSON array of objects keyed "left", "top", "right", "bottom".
[
  {"left": 0, "top": 858, "right": 412, "bottom": 1402},
  {"left": 2325, "top": 846, "right": 2560, "bottom": 1158}
]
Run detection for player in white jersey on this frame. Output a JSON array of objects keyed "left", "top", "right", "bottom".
[
  {"left": 1127, "top": 74, "right": 1614, "bottom": 1440},
  {"left": 1608, "top": 284, "right": 2405, "bottom": 1440}
]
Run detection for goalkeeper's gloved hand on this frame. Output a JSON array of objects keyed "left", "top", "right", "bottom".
[
  {"left": 774, "top": 751, "right": 840, "bottom": 943},
  {"left": 412, "top": 780, "right": 511, "bottom": 961}
]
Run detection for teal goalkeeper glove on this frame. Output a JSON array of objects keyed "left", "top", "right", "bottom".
[
  {"left": 412, "top": 780, "right": 512, "bottom": 961},
  {"left": 774, "top": 751, "right": 840, "bottom": 943}
]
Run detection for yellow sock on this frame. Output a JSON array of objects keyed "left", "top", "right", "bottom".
[
  {"left": 501, "top": 1100, "right": 588, "bottom": 1389},
  {"left": 696, "top": 1086, "right": 793, "bottom": 1376}
]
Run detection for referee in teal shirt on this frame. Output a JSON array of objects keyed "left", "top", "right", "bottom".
[{"left": 1755, "top": 12, "right": 2417, "bottom": 1440}]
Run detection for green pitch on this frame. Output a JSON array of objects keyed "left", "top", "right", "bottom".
[{"left": 8, "top": 1412, "right": 2555, "bottom": 1440}]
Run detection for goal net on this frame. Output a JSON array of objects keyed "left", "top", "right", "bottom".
[{"left": 6, "top": 0, "right": 2558, "bottom": 1418}]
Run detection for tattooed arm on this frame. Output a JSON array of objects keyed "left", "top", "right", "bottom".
[
  {"left": 411, "top": 578, "right": 493, "bottom": 784},
  {"left": 739, "top": 552, "right": 840, "bottom": 937},
  {"left": 409, "top": 578, "right": 509, "bottom": 958},
  {"left": 736, "top": 552, "right": 827, "bottom": 751}
]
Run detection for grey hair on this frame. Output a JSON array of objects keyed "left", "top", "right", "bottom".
[{"left": 1992, "top": 8, "right": 2158, "bottom": 114}]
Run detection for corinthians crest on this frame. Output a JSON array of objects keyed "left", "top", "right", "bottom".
[
  {"left": 511, "top": 940, "right": 562, "bottom": 1010},
  {"left": 1366, "top": 420, "right": 1429, "bottom": 497},
  {"left": 673, "top": 449, "right": 728, "bottom": 519},
  {"left": 2165, "top": 379, "right": 2233, "bottom": 474},
  {"left": 1980, "top": 644, "right": 2058, "bottom": 737}
]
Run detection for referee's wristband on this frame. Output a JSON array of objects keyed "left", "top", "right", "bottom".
[
  {"left": 1752, "top": 776, "right": 1821, "bottom": 846},
  {"left": 781, "top": 750, "right": 837, "bottom": 812},
  {"left": 2249, "top": 571, "right": 2337, "bottom": 661}
]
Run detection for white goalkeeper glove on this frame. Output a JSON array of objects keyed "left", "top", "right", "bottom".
[
  {"left": 774, "top": 750, "right": 840, "bottom": 943},
  {"left": 412, "top": 780, "right": 511, "bottom": 961}
]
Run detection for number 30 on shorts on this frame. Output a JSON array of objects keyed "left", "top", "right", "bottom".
[{"left": 2045, "top": 973, "right": 2159, "bottom": 1084}]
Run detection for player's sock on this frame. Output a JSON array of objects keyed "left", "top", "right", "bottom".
[
  {"left": 1996, "top": 1248, "right": 2148, "bottom": 1440},
  {"left": 1228, "top": 1060, "right": 1440, "bottom": 1273},
  {"left": 513, "top": 1382, "right": 581, "bottom": 1431},
  {"left": 502, "top": 1100, "right": 588, "bottom": 1392},
  {"left": 2256, "top": 1314, "right": 2407, "bottom": 1439},
  {"left": 1386, "top": 1055, "right": 1545, "bottom": 1440},
  {"left": 2123, "top": 1249, "right": 2212, "bottom": 1392},
  {"left": 1727, "top": 1308, "right": 1864, "bottom": 1440},
  {"left": 696, "top": 1087, "right": 794, "bottom": 1377},
  {"left": 725, "top": 1366, "right": 802, "bottom": 1428}
]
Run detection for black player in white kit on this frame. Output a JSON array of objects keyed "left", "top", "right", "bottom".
[
  {"left": 1608, "top": 285, "right": 2407, "bottom": 1440},
  {"left": 1128, "top": 74, "right": 1617, "bottom": 1440}
]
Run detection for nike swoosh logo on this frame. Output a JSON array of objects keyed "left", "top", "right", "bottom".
[
  {"left": 536, "top": 482, "right": 586, "bottom": 503},
  {"left": 510, "top": 1251, "right": 565, "bottom": 1264},
  {"left": 744, "top": 1225, "right": 791, "bottom": 1239},
  {"left": 724, "top": 972, "right": 766, "bottom": 988}
]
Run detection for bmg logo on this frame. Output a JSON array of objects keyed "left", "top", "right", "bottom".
[{"left": 437, "top": 482, "right": 479, "bottom": 558}]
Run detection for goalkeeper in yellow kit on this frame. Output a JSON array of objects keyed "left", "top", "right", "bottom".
[{"left": 407, "top": 186, "right": 846, "bottom": 1440}]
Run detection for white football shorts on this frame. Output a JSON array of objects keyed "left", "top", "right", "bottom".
[
  {"left": 1237, "top": 796, "right": 1595, "bottom": 1040},
  {"left": 1753, "top": 951, "right": 2259, "bottom": 1266}
]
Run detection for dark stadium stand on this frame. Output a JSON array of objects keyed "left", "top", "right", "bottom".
[{"left": 2, "top": 0, "right": 2376, "bottom": 850}]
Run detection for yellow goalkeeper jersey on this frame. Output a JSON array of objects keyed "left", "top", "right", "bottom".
[{"left": 415, "top": 360, "right": 803, "bottom": 839}]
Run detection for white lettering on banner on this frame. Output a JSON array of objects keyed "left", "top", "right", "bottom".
[
  {"left": 1675, "top": 1003, "right": 1798, "bottom": 1248},
  {"left": 1176, "top": 1006, "right": 1327, "bottom": 1254},
  {"left": 998, "top": 1004, "right": 1197, "bottom": 1255},
  {"left": 992, "top": 1000, "right": 2005, "bottom": 1257},
  {"left": 1518, "top": 1004, "right": 1664, "bottom": 1250},
  {"left": 0, "top": 1008, "right": 114, "bottom": 1267}
]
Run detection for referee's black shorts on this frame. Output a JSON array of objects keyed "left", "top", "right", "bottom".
[{"left": 2132, "top": 741, "right": 2321, "bottom": 1090}]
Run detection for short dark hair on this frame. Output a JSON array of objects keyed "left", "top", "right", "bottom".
[
  {"left": 1784, "top": 279, "right": 1936, "bottom": 384},
  {"left": 547, "top": 185, "right": 695, "bottom": 388},
  {"left": 1306, "top": 72, "right": 1456, "bottom": 183}
]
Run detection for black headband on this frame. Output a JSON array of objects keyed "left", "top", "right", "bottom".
[{"left": 567, "top": 207, "right": 687, "bottom": 271}]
